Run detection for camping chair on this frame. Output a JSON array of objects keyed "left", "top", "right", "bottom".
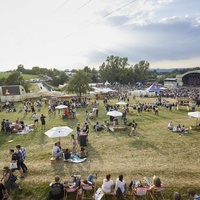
[
  {"left": 132, "top": 187, "right": 148, "bottom": 200},
  {"left": 64, "top": 187, "right": 79, "bottom": 200},
  {"left": 149, "top": 186, "right": 166, "bottom": 200},
  {"left": 81, "top": 184, "right": 96, "bottom": 200},
  {"left": 103, "top": 192, "right": 116, "bottom": 199}
]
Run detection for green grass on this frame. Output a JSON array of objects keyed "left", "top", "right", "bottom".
[
  {"left": 0, "top": 72, "right": 42, "bottom": 81},
  {"left": 0, "top": 97, "right": 200, "bottom": 199}
]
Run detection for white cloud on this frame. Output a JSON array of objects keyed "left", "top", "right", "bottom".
[{"left": 0, "top": 0, "right": 200, "bottom": 71}]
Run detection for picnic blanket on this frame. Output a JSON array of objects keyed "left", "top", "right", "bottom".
[
  {"left": 64, "top": 154, "right": 87, "bottom": 163},
  {"left": 17, "top": 129, "right": 34, "bottom": 135}
]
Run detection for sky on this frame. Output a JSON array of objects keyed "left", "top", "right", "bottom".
[{"left": 0, "top": 0, "right": 200, "bottom": 71}]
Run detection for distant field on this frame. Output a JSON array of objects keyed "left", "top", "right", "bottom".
[
  {"left": 0, "top": 96, "right": 200, "bottom": 199},
  {"left": 0, "top": 72, "right": 42, "bottom": 81}
]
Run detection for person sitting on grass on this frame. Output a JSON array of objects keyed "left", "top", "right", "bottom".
[
  {"left": 167, "top": 121, "right": 173, "bottom": 130},
  {"left": 187, "top": 188, "right": 200, "bottom": 200},
  {"left": 47, "top": 175, "right": 64, "bottom": 200},
  {"left": 63, "top": 148, "right": 71, "bottom": 160},
  {"left": 94, "top": 122, "right": 104, "bottom": 132},
  {"left": 78, "top": 147, "right": 88, "bottom": 159}
]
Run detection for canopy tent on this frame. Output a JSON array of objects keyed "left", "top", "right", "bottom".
[{"left": 146, "top": 83, "right": 161, "bottom": 93}]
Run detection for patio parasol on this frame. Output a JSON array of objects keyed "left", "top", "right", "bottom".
[
  {"left": 107, "top": 110, "right": 122, "bottom": 117},
  {"left": 188, "top": 111, "right": 200, "bottom": 126},
  {"left": 44, "top": 126, "right": 73, "bottom": 141},
  {"left": 115, "top": 101, "right": 127, "bottom": 105},
  {"left": 55, "top": 105, "right": 68, "bottom": 109}
]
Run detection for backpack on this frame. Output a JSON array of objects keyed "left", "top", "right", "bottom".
[
  {"left": 116, "top": 187, "right": 122, "bottom": 197},
  {"left": 12, "top": 153, "right": 19, "bottom": 162},
  {"left": 51, "top": 183, "right": 62, "bottom": 195},
  {"left": 10, "top": 173, "right": 17, "bottom": 182}
]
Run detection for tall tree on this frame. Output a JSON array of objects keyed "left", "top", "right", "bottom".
[
  {"left": 5, "top": 71, "right": 29, "bottom": 91},
  {"left": 65, "top": 70, "right": 93, "bottom": 96},
  {"left": 99, "top": 55, "right": 130, "bottom": 84},
  {"left": 134, "top": 60, "right": 150, "bottom": 83}
]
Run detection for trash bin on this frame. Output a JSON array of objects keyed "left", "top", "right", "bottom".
[
  {"left": 80, "top": 133, "right": 87, "bottom": 146},
  {"left": 192, "top": 106, "right": 195, "bottom": 112}
]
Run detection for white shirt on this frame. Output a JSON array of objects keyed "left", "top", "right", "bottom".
[
  {"left": 33, "top": 113, "right": 38, "bottom": 120},
  {"left": 52, "top": 145, "right": 60, "bottom": 157},
  {"left": 115, "top": 178, "right": 125, "bottom": 193},
  {"left": 102, "top": 179, "right": 113, "bottom": 193}
]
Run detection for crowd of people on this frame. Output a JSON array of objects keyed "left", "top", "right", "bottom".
[{"left": 0, "top": 88, "right": 199, "bottom": 199}]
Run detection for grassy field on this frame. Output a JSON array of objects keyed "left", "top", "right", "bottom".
[
  {"left": 0, "top": 96, "right": 200, "bottom": 200},
  {"left": 0, "top": 72, "right": 41, "bottom": 81}
]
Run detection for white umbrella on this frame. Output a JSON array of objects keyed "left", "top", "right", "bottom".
[
  {"left": 45, "top": 126, "right": 73, "bottom": 141},
  {"left": 188, "top": 111, "right": 200, "bottom": 126},
  {"left": 115, "top": 101, "right": 127, "bottom": 105},
  {"left": 107, "top": 110, "right": 122, "bottom": 117},
  {"left": 55, "top": 105, "right": 68, "bottom": 109}
]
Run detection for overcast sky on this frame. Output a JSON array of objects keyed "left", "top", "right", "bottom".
[{"left": 0, "top": 0, "right": 200, "bottom": 71}]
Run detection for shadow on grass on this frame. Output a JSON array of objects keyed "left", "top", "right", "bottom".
[{"left": 128, "top": 137, "right": 165, "bottom": 155}]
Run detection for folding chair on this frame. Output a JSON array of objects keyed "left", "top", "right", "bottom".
[
  {"left": 81, "top": 184, "right": 96, "bottom": 200},
  {"left": 149, "top": 186, "right": 166, "bottom": 200},
  {"left": 103, "top": 192, "right": 116, "bottom": 199},
  {"left": 132, "top": 187, "right": 148, "bottom": 200},
  {"left": 64, "top": 187, "right": 79, "bottom": 200}
]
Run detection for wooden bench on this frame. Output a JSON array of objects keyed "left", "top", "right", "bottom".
[{"left": 109, "top": 125, "right": 127, "bottom": 131}]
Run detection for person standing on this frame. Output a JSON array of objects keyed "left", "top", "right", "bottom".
[
  {"left": 155, "top": 106, "right": 159, "bottom": 115},
  {"left": 33, "top": 112, "right": 38, "bottom": 127},
  {"left": 76, "top": 123, "right": 81, "bottom": 143},
  {"left": 9, "top": 149, "right": 24, "bottom": 178},
  {"left": 85, "top": 110, "right": 89, "bottom": 122},
  {"left": 129, "top": 120, "right": 137, "bottom": 137},
  {"left": 16, "top": 145, "right": 28, "bottom": 173},
  {"left": 95, "top": 107, "right": 99, "bottom": 118},
  {"left": 71, "top": 134, "right": 77, "bottom": 149},
  {"left": 40, "top": 114, "right": 46, "bottom": 130}
]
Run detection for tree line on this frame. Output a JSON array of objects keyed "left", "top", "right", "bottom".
[{"left": 1, "top": 55, "right": 200, "bottom": 96}]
